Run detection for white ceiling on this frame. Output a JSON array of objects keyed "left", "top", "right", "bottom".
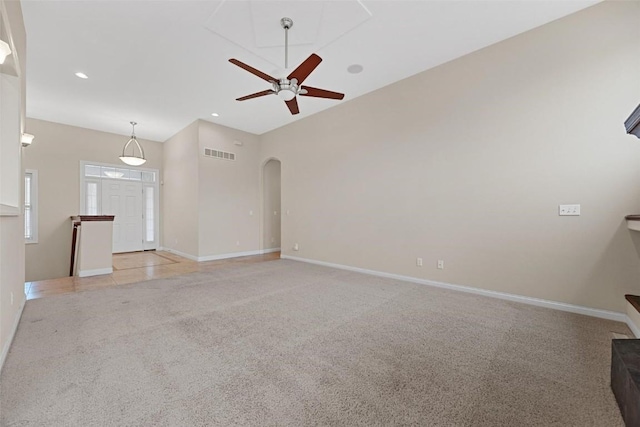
[{"left": 21, "top": 0, "right": 601, "bottom": 142}]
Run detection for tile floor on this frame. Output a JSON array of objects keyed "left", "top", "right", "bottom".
[{"left": 25, "top": 251, "right": 280, "bottom": 300}]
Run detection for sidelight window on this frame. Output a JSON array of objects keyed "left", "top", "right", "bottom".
[{"left": 24, "top": 170, "right": 38, "bottom": 243}]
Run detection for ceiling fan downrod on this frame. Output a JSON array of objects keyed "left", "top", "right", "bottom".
[{"left": 281, "top": 17, "right": 293, "bottom": 69}]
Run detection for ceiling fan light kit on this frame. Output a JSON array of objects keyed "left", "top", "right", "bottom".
[
  {"left": 275, "top": 77, "right": 302, "bottom": 101},
  {"left": 229, "top": 17, "right": 344, "bottom": 115}
]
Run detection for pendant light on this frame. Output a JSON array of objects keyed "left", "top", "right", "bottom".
[{"left": 119, "top": 121, "right": 146, "bottom": 166}]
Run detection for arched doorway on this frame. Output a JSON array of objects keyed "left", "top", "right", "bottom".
[{"left": 262, "top": 159, "right": 281, "bottom": 255}]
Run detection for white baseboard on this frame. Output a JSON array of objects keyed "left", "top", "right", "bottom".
[
  {"left": 198, "top": 249, "right": 263, "bottom": 262},
  {"left": 262, "top": 248, "right": 281, "bottom": 254},
  {"left": 162, "top": 248, "right": 199, "bottom": 261},
  {"left": 163, "top": 247, "right": 278, "bottom": 262},
  {"left": 281, "top": 255, "right": 626, "bottom": 323},
  {"left": 625, "top": 316, "right": 640, "bottom": 338},
  {"left": 78, "top": 267, "right": 113, "bottom": 278},
  {"left": 0, "top": 298, "right": 25, "bottom": 374}
]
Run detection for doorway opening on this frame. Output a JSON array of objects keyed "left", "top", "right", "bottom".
[
  {"left": 263, "top": 159, "right": 281, "bottom": 255},
  {"left": 79, "top": 161, "right": 160, "bottom": 253}
]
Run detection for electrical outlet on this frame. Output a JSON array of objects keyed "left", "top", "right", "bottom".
[
  {"left": 416, "top": 258, "right": 423, "bottom": 267},
  {"left": 249, "top": 210, "right": 253, "bottom": 216},
  {"left": 559, "top": 204, "right": 580, "bottom": 216},
  {"left": 293, "top": 243, "right": 299, "bottom": 251},
  {"left": 271, "top": 237, "right": 275, "bottom": 243},
  {"left": 236, "top": 241, "right": 240, "bottom": 246},
  {"left": 274, "top": 211, "right": 278, "bottom": 216},
  {"left": 437, "top": 260, "right": 444, "bottom": 269},
  {"left": 10, "top": 292, "right": 14, "bottom": 306}
]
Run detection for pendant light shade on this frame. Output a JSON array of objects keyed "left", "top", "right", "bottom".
[
  {"left": 0, "top": 39, "right": 11, "bottom": 64},
  {"left": 119, "top": 121, "right": 146, "bottom": 166}
]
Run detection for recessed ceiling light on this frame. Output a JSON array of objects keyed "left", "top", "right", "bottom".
[
  {"left": 347, "top": 64, "right": 363, "bottom": 74},
  {"left": 75, "top": 72, "right": 88, "bottom": 79},
  {"left": 211, "top": 113, "right": 219, "bottom": 117}
]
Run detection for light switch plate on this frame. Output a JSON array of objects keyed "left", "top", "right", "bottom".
[{"left": 559, "top": 204, "right": 580, "bottom": 216}]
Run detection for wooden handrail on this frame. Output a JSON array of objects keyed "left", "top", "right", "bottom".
[
  {"left": 70, "top": 215, "right": 115, "bottom": 222},
  {"left": 70, "top": 221, "right": 81, "bottom": 276}
]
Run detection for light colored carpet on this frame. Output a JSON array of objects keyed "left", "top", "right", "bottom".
[{"left": 0, "top": 260, "right": 629, "bottom": 426}]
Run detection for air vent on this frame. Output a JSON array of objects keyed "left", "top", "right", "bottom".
[{"left": 204, "top": 147, "right": 236, "bottom": 161}]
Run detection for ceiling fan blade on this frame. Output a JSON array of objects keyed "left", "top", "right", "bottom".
[
  {"left": 285, "top": 97, "right": 300, "bottom": 115},
  {"left": 236, "top": 90, "right": 276, "bottom": 101},
  {"left": 300, "top": 86, "right": 345, "bottom": 100},
  {"left": 229, "top": 59, "right": 277, "bottom": 83},
  {"left": 287, "top": 53, "right": 322, "bottom": 85}
]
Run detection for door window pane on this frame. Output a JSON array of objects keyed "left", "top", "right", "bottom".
[
  {"left": 102, "top": 167, "right": 118, "bottom": 179},
  {"left": 24, "top": 170, "right": 38, "bottom": 243},
  {"left": 86, "top": 182, "right": 98, "bottom": 215},
  {"left": 116, "top": 168, "right": 130, "bottom": 180},
  {"left": 142, "top": 171, "right": 155, "bottom": 182},
  {"left": 85, "top": 164, "right": 101, "bottom": 177},
  {"left": 145, "top": 187, "right": 154, "bottom": 242},
  {"left": 24, "top": 173, "right": 32, "bottom": 240}
]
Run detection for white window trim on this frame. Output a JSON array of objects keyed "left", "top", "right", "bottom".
[
  {"left": 79, "top": 160, "right": 159, "bottom": 212},
  {"left": 25, "top": 169, "right": 38, "bottom": 244}
]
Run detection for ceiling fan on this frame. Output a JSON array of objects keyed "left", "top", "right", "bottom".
[{"left": 229, "top": 17, "right": 345, "bottom": 115}]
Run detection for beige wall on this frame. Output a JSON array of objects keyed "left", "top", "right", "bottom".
[
  {"left": 260, "top": 1, "right": 640, "bottom": 313},
  {"left": 23, "top": 118, "right": 163, "bottom": 281},
  {"left": 12, "top": 2, "right": 640, "bottom": 320},
  {"left": 263, "top": 159, "right": 281, "bottom": 250},
  {"left": 163, "top": 120, "right": 262, "bottom": 259},
  {"left": 0, "top": 0, "right": 26, "bottom": 369},
  {"left": 197, "top": 120, "right": 261, "bottom": 258},
  {"left": 0, "top": 215, "right": 24, "bottom": 365},
  {"left": 76, "top": 220, "right": 113, "bottom": 275},
  {"left": 163, "top": 120, "right": 199, "bottom": 257}
]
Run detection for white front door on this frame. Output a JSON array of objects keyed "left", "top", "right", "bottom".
[{"left": 102, "top": 180, "right": 143, "bottom": 253}]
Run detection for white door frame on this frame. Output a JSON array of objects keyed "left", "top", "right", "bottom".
[{"left": 79, "top": 160, "right": 160, "bottom": 251}]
